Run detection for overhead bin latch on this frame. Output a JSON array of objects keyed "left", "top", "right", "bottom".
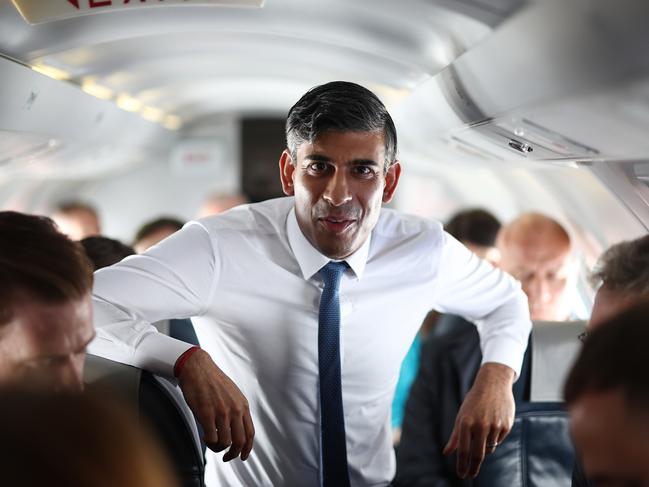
[{"left": 508, "top": 139, "right": 533, "bottom": 154}]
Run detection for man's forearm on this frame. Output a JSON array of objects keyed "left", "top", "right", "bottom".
[{"left": 473, "top": 362, "right": 515, "bottom": 392}]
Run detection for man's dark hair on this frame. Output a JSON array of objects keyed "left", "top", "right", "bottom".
[
  {"left": 81, "top": 236, "right": 135, "bottom": 271},
  {"left": 286, "top": 81, "right": 398, "bottom": 170},
  {"left": 590, "top": 234, "right": 649, "bottom": 294},
  {"left": 134, "top": 217, "right": 184, "bottom": 246},
  {"left": 445, "top": 209, "right": 501, "bottom": 247},
  {"left": 564, "top": 301, "right": 649, "bottom": 412},
  {"left": 0, "top": 211, "right": 93, "bottom": 324}
]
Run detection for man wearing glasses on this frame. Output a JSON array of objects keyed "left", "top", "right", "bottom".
[{"left": 572, "top": 234, "right": 649, "bottom": 487}]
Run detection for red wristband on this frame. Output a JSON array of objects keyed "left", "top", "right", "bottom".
[{"left": 174, "top": 346, "right": 201, "bottom": 378}]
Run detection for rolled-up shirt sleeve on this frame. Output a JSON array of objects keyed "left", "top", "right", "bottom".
[
  {"left": 88, "top": 221, "right": 219, "bottom": 378},
  {"left": 433, "top": 232, "right": 531, "bottom": 378}
]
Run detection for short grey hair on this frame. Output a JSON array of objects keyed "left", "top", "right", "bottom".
[{"left": 591, "top": 234, "right": 649, "bottom": 294}]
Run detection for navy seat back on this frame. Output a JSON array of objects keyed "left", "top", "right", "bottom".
[{"left": 475, "top": 321, "right": 585, "bottom": 487}]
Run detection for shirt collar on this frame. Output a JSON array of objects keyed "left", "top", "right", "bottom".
[{"left": 286, "top": 207, "right": 370, "bottom": 281}]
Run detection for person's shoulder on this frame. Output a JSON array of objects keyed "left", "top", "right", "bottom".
[
  {"left": 192, "top": 197, "right": 293, "bottom": 236},
  {"left": 373, "top": 208, "right": 444, "bottom": 244}
]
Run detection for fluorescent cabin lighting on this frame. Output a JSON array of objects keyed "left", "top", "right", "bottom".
[
  {"left": 163, "top": 115, "right": 182, "bottom": 131},
  {"left": 116, "top": 94, "right": 143, "bottom": 113},
  {"left": 81, "top": 80, "right": 113, "bottom": 100},
  {"left": 31, "top": 63, "right": 70, "bottom": 81},
  {"left": 142, "top": 106, "right": 165, "bottom": 123}
]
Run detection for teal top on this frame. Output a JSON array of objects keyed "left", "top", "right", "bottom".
[{"left": 391, "top": 334, "right": 422, "bottom": 428}]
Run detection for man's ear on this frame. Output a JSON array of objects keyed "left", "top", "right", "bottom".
[
  {"left": 279, "top": 150, "right": 296, "bottom": 196},
  {"left": 382, "top": 161, "right": 401, "bottom": 203}
]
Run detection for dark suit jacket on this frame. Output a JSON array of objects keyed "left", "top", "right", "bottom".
[
  {"left": 169, "top": 318, "right": 200, "bottom": 346},
  {"left": 394, "top": 317, "right": 480, "bottom": 487},
  {"left": 394, "top": 316, "right": 574, "bottom": 487}
]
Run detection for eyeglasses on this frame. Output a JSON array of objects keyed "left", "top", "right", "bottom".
[{"left": 577, "top": 331, "right": 589, "bottom": 343}]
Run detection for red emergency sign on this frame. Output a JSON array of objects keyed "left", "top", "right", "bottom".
[{"left": 13, "top": 0, "right": 264, "bottom": 24}]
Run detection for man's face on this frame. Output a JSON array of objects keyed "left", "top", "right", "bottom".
[
  {"left": 0, "top": 293, "right": 95, "bottom": 392},
  {"left": 279, "top": 130, "right": 400, "bottom": 259},
  {"left": 570, "top": 389, "right": 649, "bottom": 487},
  {"left": 589, "top": 286, "right": 644, "bottom": 330},
  {"left": 52, "top": 210, "right": 100, "bottom": 241},
  {"left": 499, "top": 236, "right": 572, "bottom": 321}
]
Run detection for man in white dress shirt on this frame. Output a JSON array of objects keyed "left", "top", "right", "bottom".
[{"left": 90, "top": 81, "right": 531, "bottom": 486}]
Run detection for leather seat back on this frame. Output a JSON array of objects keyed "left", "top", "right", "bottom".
[
  {"left": 476, "top": 406, "right": 573, "bottom": 487},
  {"left": 84, "top": 354, "right": 205, "bottom": 487}
]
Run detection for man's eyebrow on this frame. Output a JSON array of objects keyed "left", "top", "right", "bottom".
[
  {"left": 349, "top": 159, "right": 379, "bottom": 167},
  {"left": 303, "top": 154, "right": 332, "bottom": 162},
  {"left": 303, "top": 154, "right": 380, "bottom": 167}
]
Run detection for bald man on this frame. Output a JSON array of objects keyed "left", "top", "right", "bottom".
[
  {"left": 497, "top": 213, "right": 573, "bottom": 321},
  {"left": 395, "top": 213, "right": 576, "bottom": 486}
]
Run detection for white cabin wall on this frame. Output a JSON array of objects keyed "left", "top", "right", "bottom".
[
  {"left": 396, "top": 163, "right": 644, "bottom": 253},
  {"left": 0, "top": 116, "right": 242, "bottom": 244},
  {"left": 73, "top": 118, "right": 241, "bottom": 243}
]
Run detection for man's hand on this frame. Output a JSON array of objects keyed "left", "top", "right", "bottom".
[
  {"left": 177, "top": 348, "right": 255, "bottom": 461},
  {"left": 443, "top": 362, "right": 515, "bottom": 479}
]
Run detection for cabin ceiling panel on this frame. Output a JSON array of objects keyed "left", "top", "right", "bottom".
[
  {"left": 0, "top": 1, "right": 490, "bottom": 63},
  {"left": 0, "top": 0, "right": 493, "bottom": 122},
  {"left": 38, "top": 31, "right": 437, "bottom": 80},
  {"left": 395, "top": 0, "right": 649, "bottom": 168}
]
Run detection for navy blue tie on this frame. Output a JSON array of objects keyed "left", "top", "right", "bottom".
[{"left": 318, "top": 261, "right": 351, "bottom": 487}]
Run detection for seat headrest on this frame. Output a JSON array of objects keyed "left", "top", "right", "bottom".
[
  {"left": 84, "top": 354, "right": 142, "bottom": 407},
  {"left": 530, "top": 321, "right": 586, "bottom": 402}
]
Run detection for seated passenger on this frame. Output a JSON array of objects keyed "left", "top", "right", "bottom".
[
  {"left": 0, "top": 388, "right": 177, "bottom": 487},
  {"left": 51, "top": 200, "right": 101, "bottom": 240},
  {"left": 424, "top": 209, "right": 502, "bottom": 338},
  {"left": 444, "top": 208, "right": 502, "bottom": 266},
  {"left": 81, "top": 235, "right": 135, "bottom": 270},
  {"left": 565, "top": 302, "right": 649, "bottom": 487},
  {"left": 133, "top": 216, "right": 184, "bottom": 254},
  {"left": 197, "top": 191, "right": 248, "bottom": 218},
  {"left": 0, "top": 211, "right": 95, "bottom": 391},
  {"left": 571, "top": 234, "right": 649, "bottom": 487},
  {"left": 82, "top": 233, "right": 199, "bottom": 346},
  {"left": 392, "top": 209, "right": 502, "bottom": 445},
  {"left": 395, "top": 212, "right": 576, "bottom": 486},
  {"left": 586, "top": 234, "right": 649, "bottom": 329}
]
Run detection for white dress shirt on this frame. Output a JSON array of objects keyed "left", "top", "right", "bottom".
[{"left": 89, "top": 196, "right": 531, "bottom": 487}]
